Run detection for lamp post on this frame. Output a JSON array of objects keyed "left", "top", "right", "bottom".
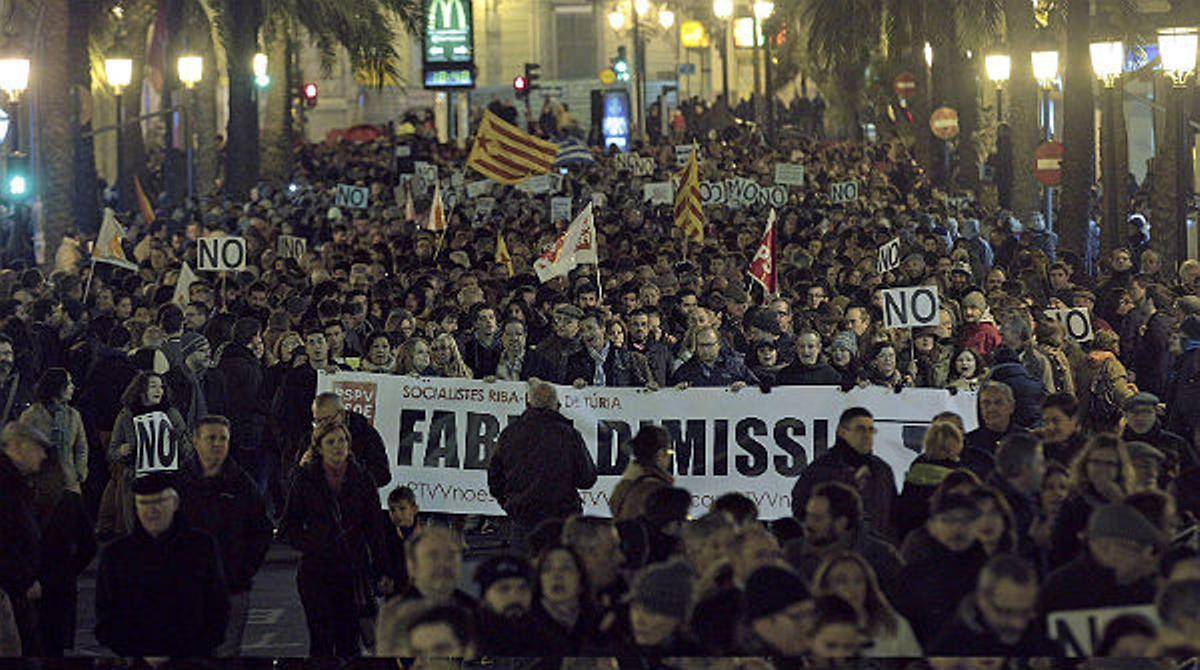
[
  {"left": 754, "top": 0, "right": 774, "bottom": 140},
  {"left": 177, "top": 55, "right": 203, "bottom": 200},
  {"left": 0, "top": 53, "right": 30, "bottom": 152},
  {"left": 1032, "top": 47, "right": 1058, "bottom": 230},
  {"left": 712, "top": 0, "right": 732, "bottom": 106},
  {"left": 1158, "top": 27, "right": 1198, "bottom": 266},
  {"left": 105, "top": 50, "right": 133, "bottom": 210},
  {"left": 985, "top": 52, "right": 1011, "bottom": 122},
  {"left": 1091, "top": 39, "right": 1125, "bottom": 255}
]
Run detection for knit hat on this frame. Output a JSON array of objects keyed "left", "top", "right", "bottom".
[
  {"left": 829, "top": 331, "right": 857, "bottom": 357},
  {"left": 474, "top": 555, "right": 532, "bottom": 595},
  {"left": 952, "top": 261, "right": 973, "bottom": 277},
  {"left": 1125, "top": 441, "right": 1165, "bottom": 464},
  {"left": 626, "top": 559, "right": 694, "bottom": 619},
  {"left": 743, "top": 565, "right": 811, "bottom": 621},
  {"left": 131, "top": 472, "right": 178, "bottom": 496},
  {"left": 179, "top": 331, "right": 209, "bottom": 358},
  {"left": 1123, "top": 392, "right": 1160, "bottom": 412},
  {"left": 962, "top": 291, "right": 987, "bottom": 312},
  {"left": 1087, "top": 503, "right": 1165, "bottom": 547}
]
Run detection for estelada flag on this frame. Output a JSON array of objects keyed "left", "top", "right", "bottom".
[
  {"left": 673, "top": 145, "right": 704, "bottom": 242},
  {"left": 747, "top": 209, "right": 777, "bottom": 295},
  {"left": 93, "top": 208, "right": 138, "bottom": 271},
  {"left": 427, "top": 181, "right": 447, "bottom": 233},
  {"left": 134, "top": 175, "right": 155, "bottom": 226},
  {"left": 533, "top": 203, "right": 595, "bottom": 283},
  {"left": 495, "top": 231, "right": 514, "bottom": 277},
  {"left": 467, "top": 111, "right": 559, "bottom": 185}
]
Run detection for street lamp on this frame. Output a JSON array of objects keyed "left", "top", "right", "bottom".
[
  {"left": 658, "top": 9, "right": 674, "bottom": 30},
  {"left": 608, "top": 9, "right": 625, "bottom": 30},
  {"left": 985, "top": 52, "right": 1011, "bottom": 122},
  {"left": 712, "top": 0, "right": 733, "bottom": 106},
  {"left": 253, "top": 52, "right": 270, "bottom": 88},
  {"left": 0, "top": 50, "right": 31, "bottom": 197},
  {"left": 1091, "top": 39, "right": 1125, "bottom": 253},
  {"left": 105, "top": 50, "right": 133, "bottom": 211},
  {"left": 0, "top": 57, "right": 30, "bottom": 99},
  {"left": 1158, "top": 27, "right": 1198, "bottom": 266},
  {"left": 177, "top": 55, "right": 203, "bottom": 199},
  {"left": 923, "top": 41, "right": 933, "bottom": 68},
  {"left": 753, "top": 0, "right": 774, "bottom": 140}
]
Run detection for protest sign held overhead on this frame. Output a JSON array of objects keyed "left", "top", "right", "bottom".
[
  {"left": 877, "top": 237, "right": 901, "bottom": 274},
  {"left": 134, "top": 411, "right": 179, "bottom": 476},
  {"left": 1044, "top": 308, "right": 1094, "bottom": 343},
  {"left": 335, "top": 184, "right": 369, "bottom": 209},
  {"left": 197, "top": 236, "right": 246, "bottom": 272},
  {"left": 882, "top": 286, "right": 940, "bottom": 329},
  {"left": 277, "top": 235, "right": 306, "bottom": 260}
]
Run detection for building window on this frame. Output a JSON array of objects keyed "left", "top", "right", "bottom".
[{"left": 554, "top": 5, "right": 597, "bottom": 80}]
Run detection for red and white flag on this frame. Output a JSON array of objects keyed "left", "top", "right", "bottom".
[
  {"left": 534, "top": 203, "right": 596, "bottom": 282},
  {"left": 747, "top": 210, "right": 777, "bottom": 295},
  {"left": 427, "top": 181, "right": 447, "bottom": 232}
]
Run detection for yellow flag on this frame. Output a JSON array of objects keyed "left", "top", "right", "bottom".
[
  {"left": 495, "top": 231, "right": 514, "bottom": 277},
  {"left": 673, "top": 144, "right": 704, "bottom": 242}
]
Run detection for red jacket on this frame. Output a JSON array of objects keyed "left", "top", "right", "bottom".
[{"left": 961, "top": 322, "right": 1002, "bottom": 357}]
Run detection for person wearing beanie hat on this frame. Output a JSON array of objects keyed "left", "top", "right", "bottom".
[
  {"left": 1038, "top": 504, "right": 1163, "bottom": 616},
  {"left": 94, "top": 470, "right": 231, "bottom": 657},
  {"left": 610, "top": 425, "right": 674, "bottom": 522},
  {"left": 616, "top": 559, "right": 702, "bottom": 655},
  {"left": 166, "top": 331, "right": 228, "bottom": 430},
  {"left": 738, "top": 564, "right": 815, "bottom": 656},
  {"left": 472, "top": 554, "right": 541, "bottom": 656},
  {"left": 959, "top": 291, "right": 1001, "bottom": 357}
]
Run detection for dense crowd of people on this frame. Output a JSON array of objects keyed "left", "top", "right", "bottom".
[{"left": 2, "top": 107, "right": 1200, "bottom": 665}]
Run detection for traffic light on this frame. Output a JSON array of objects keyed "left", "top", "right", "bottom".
[
  {"left": 612, "top": 47, "right": 630, "bottom": 82},
  {"left": 524, "top": 63, "right": 541, "bottom": 91},
  {"left": 5, "top": 153, "right": 29, "bottom": 200},
  {"left": 513, "top": 75, "right": 529, "bottom": 98},
  {"left": 302, "top": 82, "right": 318, "bottom": 107}
]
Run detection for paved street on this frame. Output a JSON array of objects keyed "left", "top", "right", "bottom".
[{"left": 73, "top": 532, "right": 502, "bottom": 657}]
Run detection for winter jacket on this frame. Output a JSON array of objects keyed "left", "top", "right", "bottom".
[
  {"left": 474, "top": 608, "right": 545, "bottom": 657},
  {"left": 1122, "top": 423, "right": 1199, "bottom": 478},
  {"left": 784, "top": 529, "right": 904, "bottom": 604},
  {"left": 525, "top": 334, "right": 581, "bottom": 384},
  {"left": 1048, "top": 489, "right": 1108, "bottom": 569},
  {"left": 609, "top": 461, "right": 673, "bottom": 522},
  {"left": 214, "top": 343, "right": 269, "bottom": 452},
  {"left": 1044, "top": 432, "right": 1087, "bottom": 467},
  {"left": 177, "top": 457, "right": 273, "bottom": 594},
  {"left": 669, "top": 352, "right": 760, "bottom": 388},
  {"left": 1166, "top": 343, "right": 1200, "bottom": 438},
  {"left": 790, "top": 440, "right": 897, "bottom": 540},
  {"left": 776, "top": 360, "right": 843, "bottom": 386},
  {"left": 488, "top": 407, "right": 598, "bottom": 525},
  {"left": 94, "top": 513, "right": 230, "bottom": 657},
  {"left": 1038, "top": 552, "right": 1157, "bottom": 616},
  {"left": 460, "top": 334, "right": 501, "bottom": 379},
  {"left": 931, "top": 592, "right": 1060, "bottom": 656},
  {"left": 1128, "top": 309, "right": 1171, "bottom": 396},
  {"left": 165, "top": 366, "right": 229, "bottom": 430},
  {"left": 0, "top": 371, "right": 33, "bottom": 427},
  {"left": 0, "top": 452, "right": 40, "bottom": 616},
  {"left": 1079, "top": 351, "right": 1137, "bottom": 430},
  {"left": 278, "top": 456, "right": 389, "bottom": 577},
  {"left": 894, "top": 540, "right": 987, "bottom": 647},
  {"left": 894, "top": 456, "right": 959, "bottom": 541},
  {"left": 20, "top": 402, "right": 87, "bottom": 493},
  {"left": 563, "top": 345, "right": 649, "bottom": 388},
  {"left": 630, "top": 339, "right": 672, "bottom": 388},
  {"left": 986, "top": 347, "right": 1047, "bottom": 429},
  {"left": 526, "top": 599, "right": 601, "bottom": 656},
  {"left": 76, "top": 346, "right": 135, "bottom": 434},
  {"left": 914, "top": 345, "right": 953, "bottom": 389}
]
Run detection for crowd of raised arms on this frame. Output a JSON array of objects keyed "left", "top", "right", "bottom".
[{"left": 2, "top": 107, "right": 1200, "bottom": 666}]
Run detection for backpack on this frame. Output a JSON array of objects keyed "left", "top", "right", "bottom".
[{"left": 1088, "top": 360, "right": 1122, "bottom": 427}]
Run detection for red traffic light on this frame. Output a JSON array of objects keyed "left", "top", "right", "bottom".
[
  {"left": 513, "top": 75, "right": 528, "bottom": 91},
  {"left": 303, "top": 82, "right": 318, "bottom": 99}
]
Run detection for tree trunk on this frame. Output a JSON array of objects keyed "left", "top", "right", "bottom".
[
  {"left": 70, "top": 0, "right": 101, "bottom": 238},
  {"left": 161, "top": 0, "right": 186, "bottom": 205},
  {"left": 907, "top": 0, "right": 934, "bottom": 176},
  {"left": 36, "top": 0, "right": 75, "bottom": 265},
  {"left": 187, "top": 0, "right": 219, "bottom": 197},
  {"left": 955, "top": 50, "right": 982, "bottom": 194},
  {"left": 120, "top": 0, "right": 159, "bottom": 214},
  {"left": 220, "top": 0, "right": 264, "bottom": 199},
  {"left": 1058, "top": 0, "right": 1094, "bottom": 259},
  {"left": 259, "top": 24, "right": 294, "bottom": 184},
  {"left": 1004, "top": 0, "right": 1040, "bottom": 219}
]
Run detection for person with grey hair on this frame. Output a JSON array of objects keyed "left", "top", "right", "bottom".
[
  {"left": 488, "top": 379, "right": 597, "bottom": 553},
  {"left": 988, "top": 433, "right": 1045, "bottom": 555},
  {"left": 965, "top": 382, "right": 1017, "bottom": 470},
  {"left": 930, "top": 553, "right": 1058, "bottom": 654}
]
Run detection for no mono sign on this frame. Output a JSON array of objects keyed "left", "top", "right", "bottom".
[
  {"left": 882, "top": 286, "right": 940, "bottom": 329},
  {"left": 197, "top": 236, "right": 246, "bottom": 272}
]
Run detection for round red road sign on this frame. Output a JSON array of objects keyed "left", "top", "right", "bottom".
[
  {"left": 1034, "top": 141, "right": 1065, "bottom": 187},
  {"left": 894, "top": 72, "right": 917, "bottom": 100},
  {"left": 929, "top": 107, "right": 959, "bottom": 140}
]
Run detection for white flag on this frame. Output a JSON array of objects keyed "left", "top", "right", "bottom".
[
  {"left": 173, "top": 262, "right": 198, "bottom": 306},
  {"left": 92, "top": 208, "right": 138, "bottom": 270},
  {"left": 534, "top": 203, "right": 596, "bottom": 282}
]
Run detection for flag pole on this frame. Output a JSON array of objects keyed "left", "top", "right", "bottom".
[
  {"left": 82, "top": 260, "right": 96, "bottom": 304},
  {"left": 595, "top": 264, "right": 603, "bottom": 302}
]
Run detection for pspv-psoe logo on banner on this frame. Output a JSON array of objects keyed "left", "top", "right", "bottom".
[{"left": 333, "top": 380, "right": 378, "bottom": 424}]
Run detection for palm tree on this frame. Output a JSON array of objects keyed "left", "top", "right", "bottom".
[
  {"left": 35, "top": 0, "right": 76, "bottom": 263},
  {"left": 1058, "top": 0, "right": 1094, "bottom": 259},
  {"left": 1003, "top": 0, "right": 1041, "bottom": 221}
]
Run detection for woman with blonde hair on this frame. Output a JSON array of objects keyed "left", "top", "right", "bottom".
[
  {"left": 1080, "top": 329, "right": 1137, "bottom": 432},
  {"left": 812, "top": 551, "right": 922, "bottom": 657},
  {"left": 1049, "top": 434, "right": 1137, "bottom": 568},
  {"left": 895, "top": 420, "right": 967, "bottom": 541},
  {"left": 430, "top": 332, "right": 473, "bottom": 378},
  {"left": 395, "top": 337, "right": 436, "bottom": 377}
]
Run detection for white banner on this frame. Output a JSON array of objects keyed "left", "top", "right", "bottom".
[
  {"left": 134, "top": 411, "right": 179, "bottom": 476},
  {"left": 197, "top": 236, "right": 246, "bottom": 272},
  {"left": 336, "top": 183, "right": 370, "bottom": 209},
  {"left": 643, "top": 182, "right": 675, "bottom": 205},
  {"left": 317, "top": 374, "right": 978, "bottom": 517},
  {"left": 774, "top": 163, "right": 805, "bottom": 186},
  {"left": 1047, "top": 605, "right": 1158, "bottom": 657},
  {"left": 466, "top": 179, "right": 492, "bottom": 198},
  {"left": 877, "top": 237, "right": 901, "bottom": 274}
]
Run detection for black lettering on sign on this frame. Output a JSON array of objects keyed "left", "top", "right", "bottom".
[
  {"left": 813, "top": 419, "right": 831, "bottom": 459},
  {"left": 773, "top": 419, "right": 808, "bottom": 476},
  {"left": 734, "top": 418, "right": 768, "bottom": 477},
  {"left": 423, "top": 410, "right": 460, "bottom": 467},
  {"left": 912, "top": 288, "right": 938, "bottom": 323},
  {"left": 883, "top": 286, "right": 939, "bottom": 329},
  {"left": 133, "top": 411, "right": 176, "bottom": 474},
  {"left": 663, "top": 419, "right": 707, "bottom": 476},
  {"left": 463, "top": 412, "right": 500, "bottom": 470},
  {"left": 397, "top": 409, "right": 426, "bottom": 467},
  {"left": 596, "top": 420, "right": 632, "bottom": 475},
  {"left": 1053, "top": 619, "right": 1084, "bottom": 657},
  {"left": 197, "top": 237, "right": 246, "bottom": 271},
  {"left": 712, "top": 419, "right": 728, "bottom": 475}
]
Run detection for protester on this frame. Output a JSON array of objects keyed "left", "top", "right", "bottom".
[
  {"left": 93, "top": 473, "right": 230, "bottom": 657},
  {"left": 811, "top": 551, "right": 921, "bottom": 656},
  {"left": 471, "top": 554, "right": 539, "bottom": 656},
  {"left": 0, "top": 422, "right": 49, "bottom": 655},
  {"left": 609, "top": 425, "right": 674, "bottom": 521}
]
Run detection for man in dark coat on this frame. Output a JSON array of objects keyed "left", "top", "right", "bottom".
[
  {"left": 311, "top": 392, "right": 391, "bottom": 488},
  {"left": 488, "top": 380, "right": 598, "bottom": 553},
  {"left": 215, "top": 318, "right": 269, "bottom": 490},
  {"left": 0, "top": 422, "right": 49, "bottom": 655},
  {"left": 524, "top": 304, "right": 583, "bottom": 384},
  {"left": 177, "top": 416, "right": 273, "bottom": 657},
  {"left": 0, "top": 336, "right": 34, "bottom": 426},
  {"left": 964, "top": 381, "right": 1022, "bottom": 477},
  {"left": 790, "top": 407, "right": 896, "bottom": 540},
  {"left": 1121, "top": 392, "right": 1198, "bottom": 479},
  {"left": 472, "top": 555, "right": 541, "bottom": 656},
  {"left": 986, "top": 346, "right": 1046, "bottom": 429},
  {"left": 894, "top": 492, "right": 988, "bottom": 646},
  {"left": 669, "top": 326, "right": 759, "bottom": 389},
  {"left": 930, "top": 554, "right": 1060, "bottom": 655},
  {"left": 776, "top": 330, "right": 842, "bottom": 386},
  {"left": 459, "top": 304, "right": 502, "bottom": 379},
  {"left": 166, "top": 332, "right": 228, "bottom": 430},
  {"left": 1038, "top": 503, "right": 1162, "bottom": 617},
  {"left": 563, "top": 310, "right": 648, "bottom": 387},
  {"left": 95, "top": 473, "right": 230, "bottom": 657},
  {"left": 987, "top": 433, "right": 1045, "bottom": 556},
  {"left": 628, "top": 308, "right": 672, "bottom": 387}
]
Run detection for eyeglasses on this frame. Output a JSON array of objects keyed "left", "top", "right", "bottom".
[
  {"left": 1087, "top": 459, "right": 1121, "bottom": 468},
  {"left": 849, "top": 426, "right": 877, "bottom": 434}
]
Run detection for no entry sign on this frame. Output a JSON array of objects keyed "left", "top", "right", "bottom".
[
  {"left": 894, "top": 72, "right": 917, "bottom": 101},
  {"left": 930, "top": 107, "right": 960, "bottom": 140},
  {"left": 1034, "top": 141, "right": 1065, "bottom": 187}
]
